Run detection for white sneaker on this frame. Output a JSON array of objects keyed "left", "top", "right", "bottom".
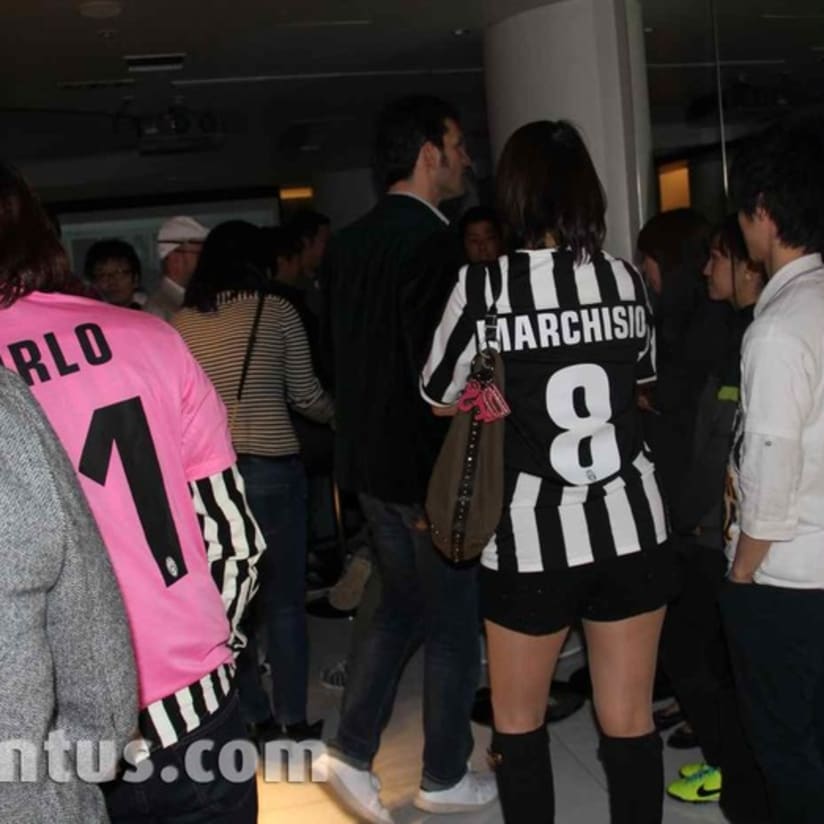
[
  {"left": 414, "top": 769, "right": 498, "bottom": 813},
  {"left": 315, "top": 751, "right": 395, "bottom": 824}
]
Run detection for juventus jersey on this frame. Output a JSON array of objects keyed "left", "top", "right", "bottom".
[{"left": 422, "top": 249, "right": 668, "bottom": 572}]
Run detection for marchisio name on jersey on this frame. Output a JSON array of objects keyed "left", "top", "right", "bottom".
[{"left": 480, "top": 304, "right": 647, "bottom": 353}]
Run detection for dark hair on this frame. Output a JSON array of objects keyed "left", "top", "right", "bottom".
[
  {"left": 0, "top": 161, "right": 73, "bottom": 307},
  {"left": 496, "top": 120, "right": 605, "bottom": 262},
  {"left": 637, "top": 208, "right": 711, "bottom": 276},
  {"left": 374, "top": 95, "right": 460, "bottom": 190},
  {"left": 713, "top": 214, "right": 751, "bottom": 266},
  {"left": 713, "top": 212, "right": 767, "bottom": 284},
  {"left": 458, "top": 205, "right": 500, "bottom": 239},
  {"left": 730, "top": 115, "right": 824, "bottom": 253},
  {"left": 259, "top": 226, "right": 303, "bottom": 270},
  {"left": 638, "top": 208, "right": 712, "bottom": 350},
  {"left": 183, "top": 220, "right": 266, "bottom": 312},
  {"left": 84, "top": 239, "right": 142, "bottom": 281},
  {"left": 287, "top": 210, "right": 330, "bottom": 243}
]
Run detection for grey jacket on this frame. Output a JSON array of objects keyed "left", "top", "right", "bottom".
[{"left": 0, "top": 368, "right": 137, "bottom": 823}]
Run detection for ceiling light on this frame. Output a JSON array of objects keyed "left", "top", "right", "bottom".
[
  {"left": 172, "top": 66, "right": 483, "bottom": 87},
  {"left": 761, "top": 12, "right": 824, "bottom": 19},
  {"left": 77, "top": 0, "right": 123, "bottom": 19},
  {"left": 125, "top": 53, "right": 186, "bottom": 73},
  {"left": 280, "top": 186, "right": 314, "bottom": 201},
  {"left": 279, "top": 18, "right": 371, "bottom": 28},
  {"left": 58, "top": 77, "right": 135, "bottom": 90}
]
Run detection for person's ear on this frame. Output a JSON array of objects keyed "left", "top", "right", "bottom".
[{"left": 419, "top": 140, "right": 440, "bottom": 172}]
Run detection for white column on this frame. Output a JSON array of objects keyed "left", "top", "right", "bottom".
[{"left": 484, "top": 0, "right": 653, "bottom": 261}]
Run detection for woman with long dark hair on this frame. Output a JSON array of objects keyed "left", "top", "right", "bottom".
[
  {"left": 422, "top": 121, "right": 673, "bottom": 824},
  {"left": 174, "top": 220, "right": 333, "bottom": 741}
]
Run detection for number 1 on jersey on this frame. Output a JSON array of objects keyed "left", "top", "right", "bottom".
[{"left": 79, "top": 397, "right": 188, "bottom": 587}]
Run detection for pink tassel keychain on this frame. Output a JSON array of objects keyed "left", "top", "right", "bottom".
[{"left": 457, "top": 362, "right": 511, "bottom": 423}]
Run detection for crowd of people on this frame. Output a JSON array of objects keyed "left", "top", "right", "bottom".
[{"left": 1, "top": 91, "right": 824, "bottom": 824}]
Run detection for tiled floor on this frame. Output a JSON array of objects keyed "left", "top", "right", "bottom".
[{"left": 257, "top": 614, "right": 727, "bottom": 824}]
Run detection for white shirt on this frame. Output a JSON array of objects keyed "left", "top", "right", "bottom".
[{"left": 727, "top": 253, "right": 824, "bottom": 588}]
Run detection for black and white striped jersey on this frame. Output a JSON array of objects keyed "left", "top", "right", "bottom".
[{"left": 422, "top": 249, "right": 668, "bottom": 572}]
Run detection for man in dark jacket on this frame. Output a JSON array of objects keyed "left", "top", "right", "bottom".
[{"left": 317, "top": 96, "right": 496, "bottom": 824}]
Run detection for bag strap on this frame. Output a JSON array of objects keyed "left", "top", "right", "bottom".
[
  {"left": 230, "top": 293, "right": 266, "bottom": 434},
  {"left": 483, "top": 259, "right": 503, "bottom": 351},
  {"left": 469, "top": 258, "right": 504, "bottom": 358},
  {"left": 236, "top": 293, "right": 266, "bottom": 404}
]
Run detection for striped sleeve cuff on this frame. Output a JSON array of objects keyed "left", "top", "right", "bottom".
[{"left": 190, "top": 465, "right": 266, "bottom": 652}]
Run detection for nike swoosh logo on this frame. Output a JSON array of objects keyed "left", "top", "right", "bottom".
[{"left": 696, "top": 785, "right": 720, "bottom": 799}]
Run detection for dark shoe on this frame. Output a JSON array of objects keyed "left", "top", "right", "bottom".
[
  {"left": 320, "top": 659, "right": 348, "bottom": 690},
  {"left": 306, "top": 595, "right": 357, "bottom": 619},
  {"left": 282, "top": 719, "right": 324, "bottom": 741},
  {"left": 246, "top": 716, "right": 281, "bottom": 745},
  {"left": 653, "top": 701, "right": 684, "bottom": 731},
  {"left": 667, "top": 722, "right": 698, "bottom": 749}
]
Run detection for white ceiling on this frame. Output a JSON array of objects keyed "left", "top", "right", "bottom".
[{"left": 2, "top": 0, "right": 823, "bottom": 200}]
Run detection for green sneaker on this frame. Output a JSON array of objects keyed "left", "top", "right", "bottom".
[
  {"left": 678, "top": 762, "right": 707, "bottom": 779},
  {"left": 667, "top": 765, "right": 721, "bottom": 803}
]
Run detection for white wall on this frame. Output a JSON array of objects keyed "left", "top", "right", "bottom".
[{"left": 484, "top": 0, "right": 652, "bottom": 260}]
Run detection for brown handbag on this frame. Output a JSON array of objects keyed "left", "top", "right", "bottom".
[{"left": 426, "top": 263, "right": 506, "bottom": 563}]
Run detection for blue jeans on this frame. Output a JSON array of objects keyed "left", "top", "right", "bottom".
[
  {"left": 330, "top": 493, "right": 480, "bottom": 789},
  {"left": 236, "top": 455, "right": 308, "bottom": 726}
]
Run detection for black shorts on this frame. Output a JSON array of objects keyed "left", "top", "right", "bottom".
[{"left": 480, "top": 545, "right": 677, "bottom": 636}]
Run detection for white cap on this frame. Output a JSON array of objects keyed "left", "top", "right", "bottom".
[{"left": 157, "top": 216, "right": 209, "bottom": 261}]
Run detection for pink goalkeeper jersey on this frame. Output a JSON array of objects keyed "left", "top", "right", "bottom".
[{"left": 0, "top": 292, "right": 236, "bottom": 708}]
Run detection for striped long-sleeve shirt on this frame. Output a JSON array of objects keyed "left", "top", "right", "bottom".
[
  {"left": 421, "top": 251, "right": 668, "bottom": 573},
  {"left": 140, "top": 464, "right": 264, "bottom": 749},
  {"left": 174, "top": 291, "right": 334, "bottom": 457}
]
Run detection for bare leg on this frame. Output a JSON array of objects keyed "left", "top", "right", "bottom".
[
  {"left": 585, "top": 607, "right": 666, "bottom": 824},
  {"left": 485, "top": 620, "right": 570, "bottom": 824}
]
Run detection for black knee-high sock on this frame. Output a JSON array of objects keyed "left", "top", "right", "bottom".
[
  {"left": 599, "top": 731, "right": 663, "bottom": 824},
  {"left": 489, "top": 726, "right": 554, "bottom": 824}
]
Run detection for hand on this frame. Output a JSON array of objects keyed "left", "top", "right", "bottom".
[
  {"left": 728, "top": 532, "right": 770, "bottom": 585},
  {"left": 432, "top": 404, "right": 458, "bottom": 418},
  {"left": 727, "top": 566, "right": 754, "bottom": 584},
  {"left": 636, "top": 389, "right": 660, "bottom": 415}
]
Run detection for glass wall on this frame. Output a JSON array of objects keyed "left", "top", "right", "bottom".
[{"left": 643, "top": 0, "right": 824, "bottom": 221}]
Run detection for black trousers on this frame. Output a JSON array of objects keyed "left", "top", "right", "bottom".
[
  {"left": 721, "top": 581, "right": 824, "bottom": 824},
  {"left": 660, "top": 543, "right": 769, "bottom": 822},
  {"left": 103, "top": 694, "right": 258, "bottom": 824}
]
